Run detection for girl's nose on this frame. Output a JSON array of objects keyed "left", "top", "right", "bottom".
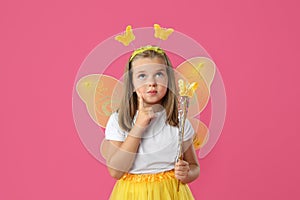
[
  {"left": 147, "top": 76, "right": 157, "bottom": 87},
  {"left": 148, "top": 82, "right": 157, "bottom": 87}
]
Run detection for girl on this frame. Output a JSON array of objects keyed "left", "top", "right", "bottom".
[{"left": 101, "top": 46, "right": 200, "bottom": 199}]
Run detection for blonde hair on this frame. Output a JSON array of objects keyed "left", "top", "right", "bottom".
[{"left": 118, "top": 47, "right": 178, "bottom": 132}]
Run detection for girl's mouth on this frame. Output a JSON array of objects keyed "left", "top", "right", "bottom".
[{"left": 147, "top": 90, "right": 157, "bottom": 94}]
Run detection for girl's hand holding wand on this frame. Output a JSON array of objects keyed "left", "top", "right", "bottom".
[{"left": 175, "top": 160, "right": 190, "bottom": 182}]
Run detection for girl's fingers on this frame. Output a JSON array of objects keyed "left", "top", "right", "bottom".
[
  {"left": 175, "top": 160, "right": 190, "bottom": 174},
  {"left": 175, "top": 164, "right": 189, "bottom": 171},
  {"left": 175, "top": 171, "right": 189, "bottom": 177},
  {"left": 175, "top": 165, "right": 190, "bottom": 180},
  {"left": 176, "top": 160, "right": 188, "bottom": 166},
  {"left": 136, "top": 91, "right": 144, "bottom": 109},
  {"left": 147, "top": 107, "right": 155, "bottom": 119}
]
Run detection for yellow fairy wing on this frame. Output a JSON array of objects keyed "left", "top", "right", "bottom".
[
  {"left": 193, "top": 59, "right": 215, "bottom": 88},
  {"left": 154, "top": 24, "right": 174, "bottom": 40},
  {"left": 115, "top": 25, "right": 135, "bottom": 46},
  {"left": 76, "top": 74, "right": 99, "bottom": 124},
  {"left": 189, "top": 118, "right": 209, "bottom": 150},
  {"left": 76, "top": 74, "right": 122, "bottom": 128},
  {"left": 176, "top": 57, "right": 216, "bottom": 116},
  {"left": 95, "top": 75, "right": 122, "bottom": 127}
]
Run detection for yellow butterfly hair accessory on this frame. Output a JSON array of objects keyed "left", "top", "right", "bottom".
[
  {"left": 154, "top": 24, "right": 174, "bottom": 40},
  {"left": 129, "top": 45, "right": 165, "bottom": 61},
  {"left": 115, "top": 25, "right": 135, "bottom": 46}
]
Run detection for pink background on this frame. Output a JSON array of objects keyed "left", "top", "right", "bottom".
[{"left": 1, "top": 0, "right": 299, "bottom": 199}]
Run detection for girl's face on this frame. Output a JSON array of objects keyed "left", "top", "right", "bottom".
[{"left": 131, "top": 57, "right": 168, "bottom": 107}]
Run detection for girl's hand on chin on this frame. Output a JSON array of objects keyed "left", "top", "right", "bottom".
[{"left": 135, "top": 92, "right": 155, "bottom": 128}]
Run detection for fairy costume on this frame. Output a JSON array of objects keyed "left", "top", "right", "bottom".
[
  {"left": 73, "top": 24, "right": 224, "bottom": 200},
  {"left": 105, "top": 110, "right": 195, "bottom": 199}
]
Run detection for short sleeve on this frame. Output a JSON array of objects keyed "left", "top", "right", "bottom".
[
  {"left": 183, "top": 119, "right": 195, "bottom": 141},
  {"left": 105, "top": 112, "right": 127, "bottom": 141}
]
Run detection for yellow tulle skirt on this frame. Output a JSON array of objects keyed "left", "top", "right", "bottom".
[{"left": 109, "top": 170, "right": 194, "bottom": 200}]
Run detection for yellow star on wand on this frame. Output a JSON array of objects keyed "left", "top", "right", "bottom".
[{"left": 178, "top": 79, "right": 199, "bottom": 97}]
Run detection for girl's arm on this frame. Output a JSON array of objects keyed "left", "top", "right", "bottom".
[
  {"left": 101, "top": 125, "right": 144, "bottom": 179},
  {"left": 175, "top": 139, "right": 200, "bottom": 183},
  {"left": 101, "top": 94, "right": 155, "bottom": 179}
]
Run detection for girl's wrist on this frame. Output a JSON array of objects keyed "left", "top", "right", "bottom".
[
  {"left": 128, "top": 124, "right": 145, "bottom": 138},
  {"left": 183, "top": 164, "right": 200, "bottom": 184}
]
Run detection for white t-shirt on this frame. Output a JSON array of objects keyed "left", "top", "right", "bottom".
[{"left": 105, "top": 110, "right": 194, "bottom": 174}]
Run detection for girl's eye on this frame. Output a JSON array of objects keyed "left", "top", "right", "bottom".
[
  {"left": 137, "top": 74, "right": 146, "bottom": 80},
  {"left": 155, "top": 72, "right": 164, "bottom": 78}
]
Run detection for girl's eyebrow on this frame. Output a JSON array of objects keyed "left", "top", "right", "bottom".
[
  {"left": 156, "top": 68, "right": 166, "bottom": 72},
  {"left": 154, "top": 68, "right": 167, "bottom": 73},
  {"left": 133, "top": 66, "right": 167, "bottom": 74},
  {"left": 134, "top": 69, "right": 166, "bottom": 74},
  {"left": 134, "top": 70, "right": 146, "bottom": 74}
]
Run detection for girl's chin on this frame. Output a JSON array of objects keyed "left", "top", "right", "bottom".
[{"left": 143, "top": 99, "right": 162, "bottom": 106}]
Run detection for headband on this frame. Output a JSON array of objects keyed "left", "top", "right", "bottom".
[
  {"left": 115, "top": 24, "right": 174, "bottom": 62},
  {"left": 129, "top": 45, "right": 165, "bottom": 62}
]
